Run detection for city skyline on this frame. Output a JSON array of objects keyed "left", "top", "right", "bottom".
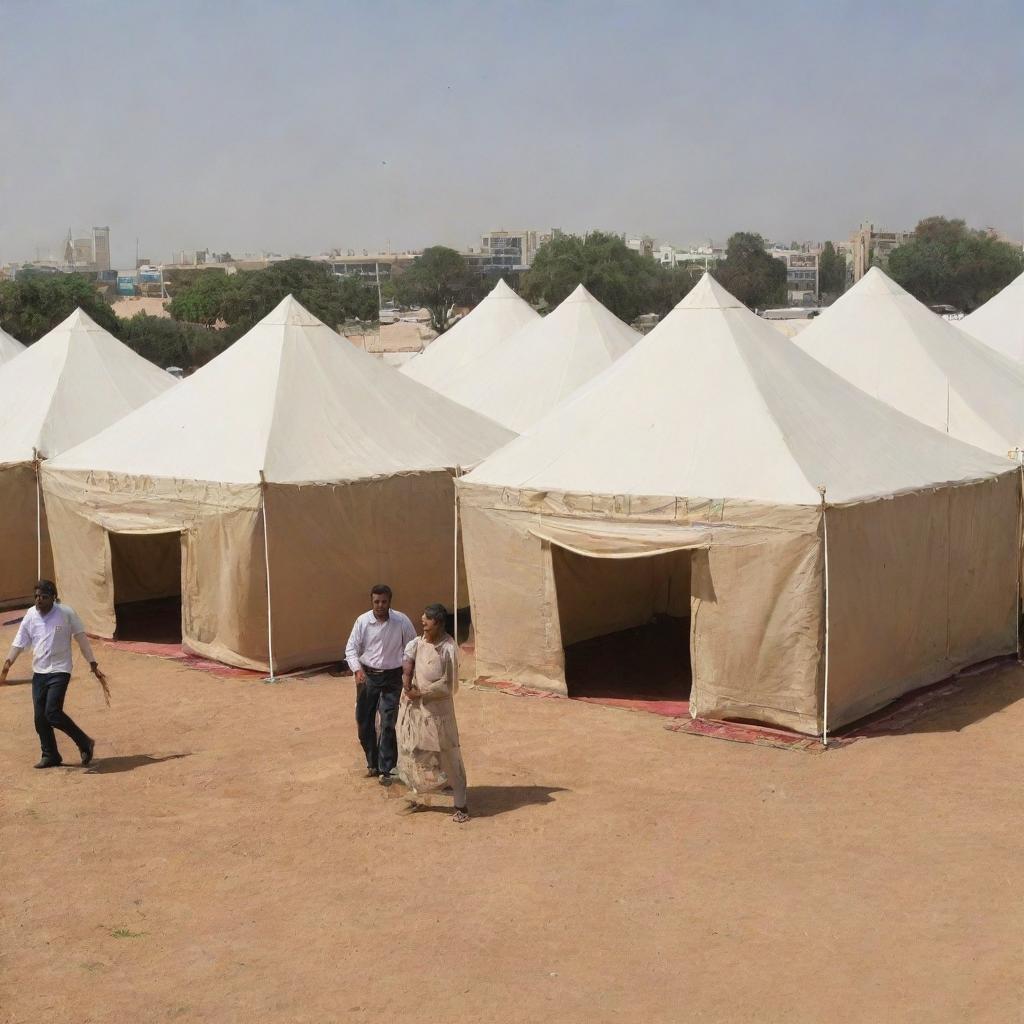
[{"left": 2, "top": 1, "right": 1022, "bottom": 268}]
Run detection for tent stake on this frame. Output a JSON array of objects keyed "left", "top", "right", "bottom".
[
  {"left": 33, "top": 448, "right": 42, "bottom": 579},
  {"left": 259, "top": 470, "right": 276, "bottom": 682},
  {"left": 819, "top": 486, "right": 830, "bottom": 747}
]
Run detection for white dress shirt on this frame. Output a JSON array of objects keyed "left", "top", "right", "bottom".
[
  {"left": 7, "top": 603, "right": 96, "bottom": 674},
  {"left": 346, "top": 609, "right": 416, "bottom": 673}
]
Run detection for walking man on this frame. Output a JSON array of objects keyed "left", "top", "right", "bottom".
[
  {"left": 345, "top": 584, "right": 415, "bottom": 784},
  {"left": 0, "top": 580, "right": 107, "bottom": 769}
]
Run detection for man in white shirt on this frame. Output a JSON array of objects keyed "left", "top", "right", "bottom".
[
  {"left": 1, "top": 579, "right": 106, "bottom": 769},
  {"left": 345, "top": 583, "right": 416, "bottom": 784}
]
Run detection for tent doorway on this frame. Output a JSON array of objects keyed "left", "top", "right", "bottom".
[
  {"left": 552, "top": 545, "right": 692, "bottom": 703},
  {"left": 109, "top": 531, "right": 183, "bottom": 643}
]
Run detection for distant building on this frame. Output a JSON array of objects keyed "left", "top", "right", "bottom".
[
  {"left": 772, "top": 250, "right": 820, "bottom": 304},
  {"left": 320, "top": 252, "right": 420, "bottom": 288},
  {"left": 849, "top": 222, "right": 911, "bottom": 282},
  {"left": 475, "top": 229, "right": 559, "bottom": 273},
  {"left": 93, "top": 226, "right": 111, "bottom": 272}
]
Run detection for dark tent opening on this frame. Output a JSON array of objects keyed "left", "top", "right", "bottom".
[
  {"left": 109, "top": 531, "right": 183, "bottom": 644},
  {"left": 552, "top": 545, "right": 692, "bottom": 703}
]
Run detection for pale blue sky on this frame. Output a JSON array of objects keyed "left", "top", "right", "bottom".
[{"left": 1, "top": 0, "right": 1021, "bottom": 267}]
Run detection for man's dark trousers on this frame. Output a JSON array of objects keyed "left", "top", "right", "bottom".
[
  {"left": 32, "top": 672, "right": 91, "bottom": 763},
  {"left": 355, "top": 668, "right": 402, "bottom": 774}
]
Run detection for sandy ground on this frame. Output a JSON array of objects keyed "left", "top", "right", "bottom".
[{"left": 1, "top": 611, "right": 1022, "bottom": 1024}]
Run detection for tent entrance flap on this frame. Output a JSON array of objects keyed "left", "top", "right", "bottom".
[
  {"left": 553, "top": 545, "right": 692, "bottom": 702},
  {"left": 110, "top": 530, "right": 183, "bottom": 644},
  {"left": 530, "top": 521, "right": 710, "bottom": 559}
]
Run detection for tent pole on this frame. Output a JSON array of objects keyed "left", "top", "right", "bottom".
[
  {"left": 33, "top": 448, "right": 42, "bottom": 579},
  {"left": 453, "top": 466, "right": 461, "bottom": 672},
  {"left": 259, "top": 471, "right": 276, "bottom": 682},
  {"left": 819, "top": 487, "right": 830, "bottom": 747},
  {"left": 1018, "top": 463, "right": 1023, "bottom": 661}
]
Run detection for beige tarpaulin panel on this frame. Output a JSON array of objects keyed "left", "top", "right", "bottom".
[
  {"left": 825, "top": 476, "right": 1019, "bottom": 730},
  {"left": 529, "top": 520, "right": 710, "bottom": 558},
  {"left": 688, "top": 528, "right": 824, "bottom": 734},
  {"left": 0, "top": 463, "right": 53, "bottom": 608},
  {"left": 263, "top": 474, "right": 461, "bottom": 671}
]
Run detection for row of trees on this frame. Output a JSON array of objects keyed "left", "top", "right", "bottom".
[
  {"left": 391, "top": 231, "right": 792, "bottom": 330},
  {"left": 0, "top": 260, "right": 380, "bottom": 370}
]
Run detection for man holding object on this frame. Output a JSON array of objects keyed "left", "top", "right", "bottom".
[
  {"left": 0, "top": 579, "right": 107, "bottom": 769},
  {"left": 345, "top": 584, "right": 415, "bottom": 784}
]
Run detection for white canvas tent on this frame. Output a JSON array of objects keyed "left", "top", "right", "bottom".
[
  {"left": 0, "top": 309, "right": 175, "bottom": 607},
  {"left": 434, "top": 285, "right": 641, "bottom": 432},
  {"left": 43, "top": 296, "right": 514, "bottom": 673},
  {"left": 399, "top": 278, "right": 539, "bottom": 392},
  {"left": 457, "top": 274, "right": 1019, "bottom": 738},
  {"left": 960, "top": 270, "right": 1024, "bottom": 364},
  {"left": 0, "top": 326, "right": 25, "bottom": 365},
  {"left": 795, "top": 267, "right": 1024, "bottom": 458}
]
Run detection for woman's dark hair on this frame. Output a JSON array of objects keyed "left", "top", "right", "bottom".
[
  {"left": 423, "top": 603, "right": 447, "bottom": 625},
  {"left": 35, "top": 579, "right": 57, "bottom": 597}
]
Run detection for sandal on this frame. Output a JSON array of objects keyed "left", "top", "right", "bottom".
[{"left": 452, "top": 807, "right": 470, "bottom": 824}]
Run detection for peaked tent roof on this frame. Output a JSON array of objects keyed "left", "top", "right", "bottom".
[
  {"left": 0, "top": 326, "right": 25, "bottom": 365},
  {"left": 0, "top": 309, "right": 175, "bottom": 463},
  {"left": 466, "top": 274, "right": 1013, "bottom": 506},
  {"left": 436, "top": 284, "right": 641, "bottom": 432},
  {"left": 960, "top": 271, "right": 1024, "bottom": 363},
  {"left": 795, "top": 267, "right": 1024, "bottom": 456},
  {"left": 399, "top": 278, "right": 540, "bottom": 391},
  {"left": 50, "top": 295, "right": 515, "bottom": 485}
]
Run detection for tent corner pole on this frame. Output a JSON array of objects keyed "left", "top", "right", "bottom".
[
  {"left": 818, "top": 486, "right": 830, "bottom": 748},
  {"left": 33, "top": 448, "right": 42, "bottom": 580},
  {"left": 453, "top": 466, "right": 461, "bottom": 675},
  {"left": 259, "top": 470, "right": 276, "bottom": 682}
]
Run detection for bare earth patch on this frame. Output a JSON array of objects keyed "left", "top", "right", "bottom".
[{"left": 1, "top": 611, "right": 1021, "bottom": 1023}]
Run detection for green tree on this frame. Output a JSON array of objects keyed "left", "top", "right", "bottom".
[
  {"left": 168, "top": 259, "right": 378, "bottom": 339},
  {"left": 521, "top": 231, "right": 662, "bottom": 322},
  {"left": 0, "top": 272, "right": 120, "bottom": 341},
  {"left": 712, "top": 233, "right": 788, "bottom": 309},
  {"left": 118, "top": 313, "right": 227, "bottom": 370},
  {"left": 167, "top": 271, "right": 233, "bottom": 326},
  {"left": 647, "top": 265, "right": 700, "bottom": 318},
  {"left": 818, "top": 241, "right": 847, "bottom": 298},
  {"left": 887, "top": 216, "right": 1024, "bottom": 311},
  {"left": 392, "top": 247, "right": 483, "bottom": 333}
]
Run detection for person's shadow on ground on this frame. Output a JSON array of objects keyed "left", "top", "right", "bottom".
[
  {"left": 84, "top": 753, "right": 191, "bottom": 775},
  {"left": 397, "top": 784, "right": 567, "bottom": 818}
]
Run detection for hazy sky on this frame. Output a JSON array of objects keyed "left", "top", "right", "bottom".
[{"left": 2, "top": 0, "right": 1022, "bottom": 268}]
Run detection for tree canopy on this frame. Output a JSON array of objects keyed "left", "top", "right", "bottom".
[
  {"left": 711, "top": 232, "right": 788, "bottom": 309},
  {"left": 886, "top": 217, "right": 1024, "bottom": 311},
  {"left": 118, "top": 313, "right": 223, "bottom": 370},
  {"left": 818, "top": 241, "right": 847, "bottom": 299},
  {"left": 521, "top": 231, "right": 674, "bottom": 323},
  {"left": 0, "top": 273, "right": 121, "bottom": 341},
  {"left": 168, "top": 259, "right": 378, "bottom": 338},
  {"left": 392, "top": 246, "right": 485, "bottom": 333}
]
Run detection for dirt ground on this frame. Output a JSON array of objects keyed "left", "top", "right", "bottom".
[{"left": 1, "top": 611, "right": 1022, "bottom": 1024}]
